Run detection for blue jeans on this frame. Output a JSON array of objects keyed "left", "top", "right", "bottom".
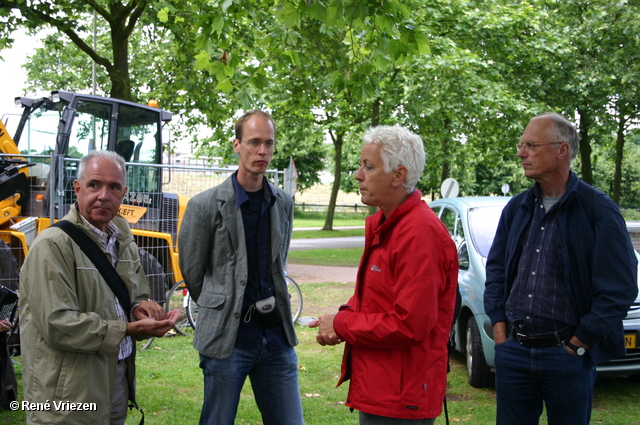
[
  {"left": 198, "top": 338, "right": 304, "bottom": 425},
  {"left": 494, "top": 338, "right": 596, "bottom": 425}
]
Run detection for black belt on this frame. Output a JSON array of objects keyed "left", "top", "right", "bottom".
[{"left": 510, "top": 325, "right": 576, "bottom": 348}]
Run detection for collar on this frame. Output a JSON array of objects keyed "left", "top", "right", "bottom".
[
  {"left": 529, "top": 170, "right": 580, "bottom": 211},
  {"left": 232, "top": 171, "right": 275, "bottom": 209},
  {"left": 80, "top": 214, "right": 120, "bottom": 246},
  {"left": 367, "top": 189, "right": 423, "bottom": 238}
]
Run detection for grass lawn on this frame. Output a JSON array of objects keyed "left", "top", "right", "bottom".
[
  {"left": 4, "top": 281, "right": 640, "bottom": 424},
  {"left": 288, "top": 247, "right": 363, "bottom": 267}
]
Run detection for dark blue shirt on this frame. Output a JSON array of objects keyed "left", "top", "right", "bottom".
[
  {"left": 506, "top": 185, "right": 578, "bottom": 333},
  {"left": 232, "top": 173, "right": 287, "bottom": 351}
]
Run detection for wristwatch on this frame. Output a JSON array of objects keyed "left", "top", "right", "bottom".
[{"left": 566, "top": 341, "right": 586, "bottom": 356}]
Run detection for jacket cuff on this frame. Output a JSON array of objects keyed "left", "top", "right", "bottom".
[
  {"left": 99, "top": 320, "right": 127, "bottom": 356},
  {"left": 574, "top": 324, "right": 599, "bottom": 347}
]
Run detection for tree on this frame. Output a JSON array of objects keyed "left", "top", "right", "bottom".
[{"left": 0, "top": 0, "right": 155, "bottom": 100}]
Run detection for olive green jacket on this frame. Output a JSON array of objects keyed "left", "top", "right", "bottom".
[{"left": 19, "top": 205, "right": 149, "bottom": 424}]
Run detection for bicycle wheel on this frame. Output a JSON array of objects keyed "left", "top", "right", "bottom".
[
  {"left": 165, "top": 281, "right": 195, "bottom": 336},
  {"left": 186, "top": 292, "right": 198, "bottom": 330},
  {"left": 286, "top": 276, "right": 303, "bottom": 323},
  {"left": 140, "top": 337, "right": 155, "bottom": 350}
]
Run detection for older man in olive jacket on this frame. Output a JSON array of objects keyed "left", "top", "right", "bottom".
[{"left": 20, "top": 150, "right": 178, "bottom": 425}]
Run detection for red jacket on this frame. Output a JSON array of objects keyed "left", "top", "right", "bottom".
[{"left": 334, "top": 190, "right": 458, "bottom": 419}]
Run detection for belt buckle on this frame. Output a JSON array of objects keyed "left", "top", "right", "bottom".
[{"left": 515, "top": 331, "right": 529, "bottom": 343}]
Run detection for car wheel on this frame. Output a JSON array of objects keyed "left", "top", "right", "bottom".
[{"left": 466, "top": 316, "right": 494, "bottom": 388}]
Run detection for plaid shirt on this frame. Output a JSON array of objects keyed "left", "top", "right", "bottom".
[
  {"left": 82, "top": 217, "right": 133, "bottom": 360},
  {"left": 506, "top": 186, "right": 578, "bottom": 334}
]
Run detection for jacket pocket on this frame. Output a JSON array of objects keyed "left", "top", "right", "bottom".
[{"left": 197, "top": 291, "right": 226, "bottom": 309}]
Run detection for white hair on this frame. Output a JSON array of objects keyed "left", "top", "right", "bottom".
[
  {"left": 362, "top": 125, "right": 426, "bottom": 193},
  {"left": 77, "top": 150, "right": 127, "bottom": 182}
]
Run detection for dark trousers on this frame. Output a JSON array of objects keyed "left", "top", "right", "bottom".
[
  {"left": 494, "top": 338, "right": 595, "bottom": 425},
  {"left": 0, "top": 332, "right": 17, "bottom": 410}
]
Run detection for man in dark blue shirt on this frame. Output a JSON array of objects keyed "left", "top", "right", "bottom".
[
  {"left": 179, "top": 110, "right": 302, "bottom": 425},
  {"left": 484, "top": 112, "right": 638, "bottom": 425}
]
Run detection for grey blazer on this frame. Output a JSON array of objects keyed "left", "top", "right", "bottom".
[{"left": 178, "top": 176, "right": 297, "bottom": 359}]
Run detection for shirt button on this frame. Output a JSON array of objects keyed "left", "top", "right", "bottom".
[
  {"left": 528, "top": 294, "right": 532, "bottom": 298},
  {"left": 532, "top": 272, "right": 536, "bottom": 276},
  {"left": 536, "top": 249, "right": 540, "bottom": 253},
  {"left": 541, "top": 226, "right": 545, "bottom": 230},
  {"left": 234, "top": 313, "right": 240, "bottom": 318}
]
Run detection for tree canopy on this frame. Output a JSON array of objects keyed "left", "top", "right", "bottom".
[{"left": 2, "top": 0, "right": 640, "bottom": 221}]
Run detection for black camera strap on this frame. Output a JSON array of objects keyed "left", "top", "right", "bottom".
[{"left": 52, "top": 220, "right": 132, "bottom": 315}]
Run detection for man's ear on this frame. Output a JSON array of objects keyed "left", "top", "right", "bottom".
[
  {"left": 233, "top": 138, "right": 241, "bottom": 153},
  {"left": 558, "top": 142, "right": 571, "bottom": 159}
]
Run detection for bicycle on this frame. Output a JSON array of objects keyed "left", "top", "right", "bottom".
[
  {"left": 286, "top": 275, "right": 303, "bottom": 324},
  {"left": 140, "top": 280, "right": 195, "bottom": 350}
]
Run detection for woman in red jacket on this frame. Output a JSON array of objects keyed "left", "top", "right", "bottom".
[{"left": 310, "top": 125, "right": 459, "bottom": 424}]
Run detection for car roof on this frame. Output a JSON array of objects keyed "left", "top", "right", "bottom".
[{"left": 429, "top": 196, "right": 511, "bottom": 209}]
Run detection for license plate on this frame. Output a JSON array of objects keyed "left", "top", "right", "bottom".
[{"left": 625, "top": 334, "right": 636, "bottom": 349}]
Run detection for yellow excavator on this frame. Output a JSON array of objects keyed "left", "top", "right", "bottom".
[{"left": 0, "top": 90, "right": 189, "bottom": 302}]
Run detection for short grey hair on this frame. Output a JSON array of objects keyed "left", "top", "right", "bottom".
[
  {"left": 533, "top": 112, "right": 580, "bottom": 161},
  {"left": 362, "top": 125, "right": 426, "bottom": 193},
  {"left": 77, "top": 150, "right": 127, "bottom": 182}
]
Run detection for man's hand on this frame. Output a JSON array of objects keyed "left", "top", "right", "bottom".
[
  {"left": 493, "top": 321, "right": 508, "bottom": 345},
  {"left": 308, "top": 313, "right": 342, "bottom": 346},
  {"left": 565, "top": 336, "right": 589, "bottom": 356},
  {"left": 133, "top": 299, "right": 166, "bottom": 321},
  {"left": 0, "top": 319, "right": 12, "bottom": 332},
  {"left": 126, "top": 309, "right": 181, "bottom": 338}
]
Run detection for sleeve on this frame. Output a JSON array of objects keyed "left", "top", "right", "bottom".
[
  {"left": 575, "top": 198, "right": 638, "bottom": 346},
  {"left": 334, "top": 217, "right": 458, "bottom": 350},
  {"left": 178, "top": 196, "right": 211, "bottom": 302},
  {"left": 20, "top": 237, "right": 125, "bottom": 356},
  {"left": 484, "top": 206, "right": 512, "bottom": 326}
]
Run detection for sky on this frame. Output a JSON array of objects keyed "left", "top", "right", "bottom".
[{"left": 0, "top": 30, "right": 40, "bottom": 133}]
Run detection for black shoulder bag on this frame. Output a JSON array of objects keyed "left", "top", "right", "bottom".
[{"left": 51, "top": 221, "right": 132, "bottom": 315}]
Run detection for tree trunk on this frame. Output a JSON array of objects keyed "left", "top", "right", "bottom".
[
  {"left": 109, "top": 26, "right": 132, "bottom": 100},
  {"left": 322, "top": 131, "right": 344, "bottom": 231},
  {"left": 612, "top": 115, "right": 626, "bottom": 205},
  {"left": 577, "top": 108, "right": 593, "bottom": 186}
]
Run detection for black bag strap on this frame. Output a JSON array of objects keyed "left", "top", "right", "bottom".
[{"left": 52, "top": 221, "right": 132, "bottom": 315}]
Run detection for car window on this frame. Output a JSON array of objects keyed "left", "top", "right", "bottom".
[
  {"left": 458, "top": 241, "right": 470, "bottom": 270},
  {"left": 467, "top": 206, "right": 505, "bottom": 258},
  {"left": 440, "top": 207, "right": 456, "bottom": 237}
]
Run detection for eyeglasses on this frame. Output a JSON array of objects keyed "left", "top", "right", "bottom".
[
  {"left": 516, "top": 141, "right": 562, "bottom": 152},
  {"left": 242, "top": 140, "right": 275, "bottom": 149}
]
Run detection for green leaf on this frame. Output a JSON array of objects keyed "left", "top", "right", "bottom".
[
  {"left": 157, "top": 7, "right": 169, "bottom": 23},
  {"left": 194, "top": 50, "right": 211, "bottom": 71},
  {"left": 215, "top": 78, "right": 234, "bottom": 93},
  {"left": 278, "top": 3, "right": 301, "bottom": 29},
  {"left": 221, "top": 0, "right": 234, "bottom": 13},
  {"left": 212, "top": 16, "right": 225, "bottom": 36}
]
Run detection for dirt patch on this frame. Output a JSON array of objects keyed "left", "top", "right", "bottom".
[{"left": 287, "top": 263, "right": 357, "bottom": 284}]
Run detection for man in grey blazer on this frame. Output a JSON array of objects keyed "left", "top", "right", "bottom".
[{"left": 179, "top": 110, "right": 303, "bottom": 425}]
